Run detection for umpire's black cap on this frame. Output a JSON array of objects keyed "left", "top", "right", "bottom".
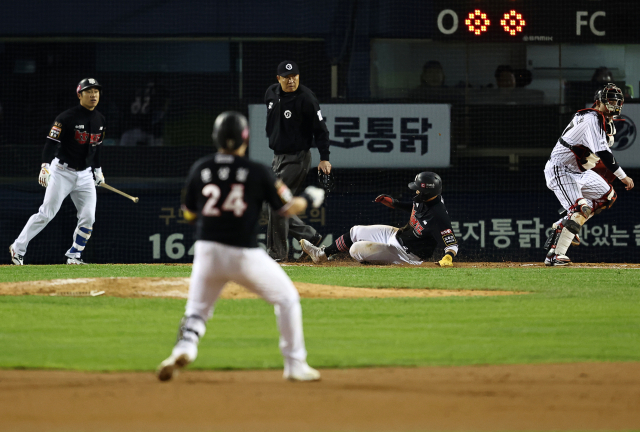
[{"left": 277, "top": 61, "right": 299, "bottom": 76}]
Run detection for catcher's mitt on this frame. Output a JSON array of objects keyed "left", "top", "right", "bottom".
[{"left": 318, "top": 170, "right": 335, "bottom": 193}]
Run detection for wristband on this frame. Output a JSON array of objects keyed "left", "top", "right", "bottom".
[{"left": 613, "top": 167, "right": 627, "bottom": 180}]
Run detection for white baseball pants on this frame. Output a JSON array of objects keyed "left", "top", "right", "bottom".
[
  {"left": 544, "top": 160, "right": 611, "bottom": 211},
  {"left": 349, "top": 225, "right": 423, "bottom": 265},
  {"left": 185, "top": 240, "right": 308, "bottom": 363},
  {"left": 13, "top": 158, "right": 96, "bottom": 256}
]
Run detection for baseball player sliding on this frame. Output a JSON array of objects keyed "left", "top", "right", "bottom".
[
  {"left": 543, "top": 83, "right": 634, "bottom": 266},
  {"left": 300, "top": 172, "right": 459, "bottom": 266},
  {"left": 157, "top": 111, "right": 325, "bottom": 382},
  {"left": 9, "top": 78, "right": 106, "bottom": 265}
]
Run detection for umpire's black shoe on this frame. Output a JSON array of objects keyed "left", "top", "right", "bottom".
[{"left": 310, "top": 233, "right": 323, "bottom": 247}]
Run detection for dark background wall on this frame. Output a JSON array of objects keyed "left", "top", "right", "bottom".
[{"left": 2, "top": 0, "right": 639, "bottom": 263}]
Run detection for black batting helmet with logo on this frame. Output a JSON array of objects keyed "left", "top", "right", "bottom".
[
  {"left": 408, "top": 171, "right": 442, "bottom": 201},
  {"left": 593, "top": 82, "right": 624, "bottom": 116},
  {"left": 212, "top": 111, "right": 249, "bottom": 151},
  {"left": 76, "top": 78, "right": 102, "bottom": 94}
]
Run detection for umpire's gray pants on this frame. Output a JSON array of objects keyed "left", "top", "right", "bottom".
[{"left": 267, "top": 150, "right": 318, "bottom": 260}]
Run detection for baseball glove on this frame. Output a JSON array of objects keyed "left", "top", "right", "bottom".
[{"left": 318, "top": 170, "right": 335, "bottom": 193}]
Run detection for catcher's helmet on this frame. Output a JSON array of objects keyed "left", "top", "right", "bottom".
[
  {"left": 212, "top": 111, "right": 249, "bottom": 151},
  {"left": 318, "top": 170, "right": 334, "bottom": 193},
  {"left": 76, "top": 78, "right": 102, "bottom": 94},
  {"left": 594, "top": 82, "right": 624, "bottom": 116},
  {"left": 408, "top": 171, "right": 442, "bottom": 201}
]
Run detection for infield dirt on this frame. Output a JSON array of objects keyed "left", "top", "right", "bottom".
[
  {"left": 1, "top": 362, "right": 639, "bottom": 431},
  {"left": 2, "top": 262, "right": 639, "bottom": 431}
]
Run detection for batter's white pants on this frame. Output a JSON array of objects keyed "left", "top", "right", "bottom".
[
  {"left": 13, "top": 158, "right": 96, "bottom": 256},
  {"left": 544, "top": 161, "right": 611, "bottom": 211},
  {"left": 185, "top": 240, "right": 308, "bottom": 363},
  {"left": 349, "top": 225, "right": 423, "bottom": 265}
]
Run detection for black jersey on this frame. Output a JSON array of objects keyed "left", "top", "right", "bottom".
[
  {"left": 43, "top": 105, "right": 106, "bottom": 170},
  {"left": 395, "top": 196, "right": 458, "bottom": 260},
  {"left": 264, "top": 83, "right": 330, "bottom": 160},
  {"left": 183, "top": 153, "right": 293, "bottom": 247}
]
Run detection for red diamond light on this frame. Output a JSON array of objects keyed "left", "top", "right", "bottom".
[
  {"left": 465, "top": 9, "right": 490, "bottom": 36},
  {"left": 500, "top": 10, "right": 526, "bottom": 36}
]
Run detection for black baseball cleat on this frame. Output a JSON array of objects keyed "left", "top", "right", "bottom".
[{"left": 310, "top": 233, "right": 323, "bottom": 247}]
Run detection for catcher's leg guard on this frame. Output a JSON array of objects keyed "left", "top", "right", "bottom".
[{"left": 554, "top": 219, "right": 581, "bottom": 257}]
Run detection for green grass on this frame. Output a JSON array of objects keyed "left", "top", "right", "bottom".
[{"left": 0, "top": 264, "right": 639, "bottom": 371}]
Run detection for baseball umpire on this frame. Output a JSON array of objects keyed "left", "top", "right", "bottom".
[
  {"left": 157, "top": 111, "right": 325, "bottom": 382},
  {"left": 300, "top": 172, "right": 459, "bottom": 266},
  {"left": 264, "top": 60, "right": 331, "bottom": 261},
  {"left": 9, "top": 78, "right": 106, "bottom": 265},
  {"left": 543, "top": 82, "right": 634, "bottom": 266}
]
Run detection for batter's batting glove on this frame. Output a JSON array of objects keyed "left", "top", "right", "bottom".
[
  {"left": 436, "top": 254, "right": 454, "bottom": 267},
  {"left": 94, "top": 167, "right": 105, "bottom": 187},
  {"left": 38, "top": 163, "right": 51, "bottom": 188},
  {"left": 374, "top": 194, "right": 397, "bottom": 209}
]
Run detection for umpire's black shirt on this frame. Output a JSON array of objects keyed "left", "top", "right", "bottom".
[
  {"left": 264, "top": 83, "right": 330, "bottom": 161},
  {"left": 43, "top": 105, "right": 106, "bottom": 170}
]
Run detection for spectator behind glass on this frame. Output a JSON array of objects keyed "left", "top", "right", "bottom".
[
  {"left": 410, "top": 60, "right": 463, "bottom": 103},
  {"left": 120, "top": 79, "right": 170, "bottom": 146},
  {"left": 591, "top": 66, "right": 613, "bottom": 83},
  {"left": 590, "top": 66, "right": 631, "bottom": 99},
  {"left": 495, "top": 65, "right": 516, "bottom": 89},
  {"left": 418, "top": 61, "right": 446, "bottom": 88}
]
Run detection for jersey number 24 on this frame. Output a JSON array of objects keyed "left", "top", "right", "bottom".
[{"left": 202, "top": 184, "right": 247, "bottom": 217}]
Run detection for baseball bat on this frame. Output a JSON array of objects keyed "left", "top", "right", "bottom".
[{"left": 100, "top": 183, "right": 139, "bottom": 203}]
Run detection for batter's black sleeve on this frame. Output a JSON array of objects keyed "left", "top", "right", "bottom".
[
  {"left": 303, "top": 93, "right": 330, "bottom": 161},
  {"left": 43, "top": 115, "right": 65, "bottom": 164},
  {"left": 596, "top": 150, "right": 621, "bottom": 174},
  {"left": 42, "top": 141, "right": 57, "bottom": 164},
  {"left": 93, "top": 144, "right": 101, "bottom": 169}
]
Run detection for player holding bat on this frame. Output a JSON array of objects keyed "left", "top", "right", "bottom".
[{"left": 9, "top": 78, "right": 107, "bottom": 265}]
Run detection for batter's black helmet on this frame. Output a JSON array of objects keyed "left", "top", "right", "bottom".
[
  {"left": 408, "top": 171, "right": 442, "bottom": 201},
  {"left": 76, "top": 78, "right": 102, "bottom": 94},
  {"left": 593, "top": 82, "right": 624, "bottom": 115},
  {"left": 212, "top": 111, "right": 249, "bottom": 151}
]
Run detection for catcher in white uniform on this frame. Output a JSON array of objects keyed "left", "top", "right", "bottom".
[
  {"left": 9, "top": 78, "right": 106, "bottom": 265},
  {"left": 543, "top": 83, "right": 634, "bottom": 266},
  {"left": 157, "top": 111, "right": 325, "bottom": 382}
]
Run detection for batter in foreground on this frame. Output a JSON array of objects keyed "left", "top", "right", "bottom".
[{"left": 157, "top": 111, "right": 325, "bottom": 382}]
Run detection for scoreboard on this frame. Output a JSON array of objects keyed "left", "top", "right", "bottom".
[{"left": 432, "top": 1, "right": 637, "bottom": 44}]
